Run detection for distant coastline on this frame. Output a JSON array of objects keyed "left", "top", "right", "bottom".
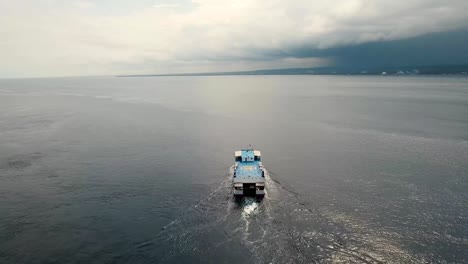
[{"left": 118, "top": 64, "right": 468, "bottom": 77}]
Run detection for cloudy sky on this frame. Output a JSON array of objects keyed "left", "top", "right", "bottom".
[{"left": 1, "top": 0, "right": 468, "bottom": 78}]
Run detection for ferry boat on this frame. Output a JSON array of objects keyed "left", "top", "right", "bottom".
[{"left": 233, "top": 148, "right": 265, "bottom": 196}]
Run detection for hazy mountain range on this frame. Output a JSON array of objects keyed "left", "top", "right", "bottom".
[{"left": 119, "top": 64, "right": 468, "bottom": 77}]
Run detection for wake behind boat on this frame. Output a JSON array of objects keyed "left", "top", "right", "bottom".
[{"left": 232, "top": 148, "right": 265, "bottom": 197}]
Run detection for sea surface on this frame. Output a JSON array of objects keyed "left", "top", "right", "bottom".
[{"left": 0, "top": 75, "right": 467, "bottom": 263}]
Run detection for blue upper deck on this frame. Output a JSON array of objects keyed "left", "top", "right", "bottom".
[
  {"left": 241, "top": 149, "right": 255, "bottom": 161},
  {"left": 233, "top": 149, "right": 264, "bottom": 181}
]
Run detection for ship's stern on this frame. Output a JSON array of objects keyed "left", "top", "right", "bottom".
[
  {"left": 232, "top": 182, "right": 265, "bottom": 197},
  {"left": 255, "top": 182, "right": 265, "bottom": 197},
  {"left": 233, "top": 183, "right": 243, "bottom": 196}
]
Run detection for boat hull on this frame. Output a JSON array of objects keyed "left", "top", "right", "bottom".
[{"left": 233, "top": 189, "right": 265, "bottom": 196}]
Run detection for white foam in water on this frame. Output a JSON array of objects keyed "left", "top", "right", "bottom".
[{"left": 242, "top": 198, "right": 259, "bottom": 219}]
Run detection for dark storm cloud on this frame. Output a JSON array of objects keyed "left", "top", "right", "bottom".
[{"left": 277, "top": 29, "right": 468, "bottom": 68}]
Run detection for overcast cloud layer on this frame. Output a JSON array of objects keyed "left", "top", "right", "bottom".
[{"left": 1, "top": 0, "right": 468, "bottom": 77}]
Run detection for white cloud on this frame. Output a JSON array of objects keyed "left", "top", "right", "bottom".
[
  {"left": 152, "top": 3, "right": 183, "bottom": 9},
  {"left": 73, "top": 1, "right": 95, "bottom": 9},
  {"left": 1, "top": 0, "right": 468, "bottom": 77}
]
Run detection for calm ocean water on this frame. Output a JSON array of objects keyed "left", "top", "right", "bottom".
[{"left": 0, "top": 75, "right": 467, "bottom": 263}]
